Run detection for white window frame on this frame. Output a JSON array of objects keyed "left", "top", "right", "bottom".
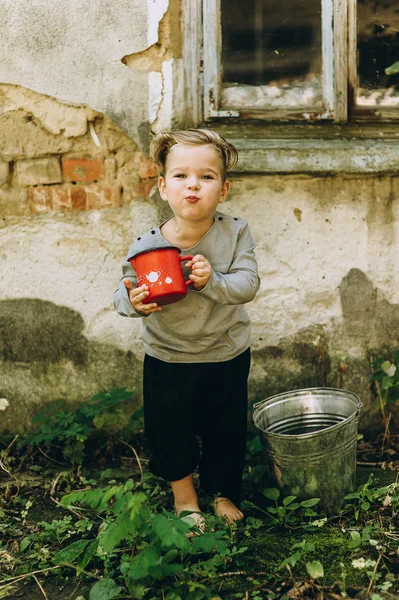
[{"left": 183, "top": 0, "right": 399, "bottom": 125}]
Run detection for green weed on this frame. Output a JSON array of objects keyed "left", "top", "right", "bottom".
[
  {"left": 14, "top": 388, "right": 138, "bottom": 467},
  {"left": 2, "top": 387, "right": 399, "bottom": 599}
]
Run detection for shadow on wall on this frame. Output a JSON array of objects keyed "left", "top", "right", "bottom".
[
  {"left": 251, "top": 268, "right": 399, "bottom": 432},
  {"left": 0, "top": 299, "right": 142, "bottom": 434},
  {"left": 0, "top": 299, "right": 88, "bottom": 365}
]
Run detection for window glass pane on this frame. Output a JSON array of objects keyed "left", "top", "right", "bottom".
[
  {"left": 357, "top": 0, "right": 399, "bottom": 108},
  {"left": 221, "top": 0, "right": 322, "bottom": 109}
]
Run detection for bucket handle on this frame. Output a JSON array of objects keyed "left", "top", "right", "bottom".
[{"left": 252, "top": 399, "right": 263, "bottom": 415}]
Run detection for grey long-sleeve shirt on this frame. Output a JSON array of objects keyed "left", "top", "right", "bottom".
[{"left": 114, "top": 211, "right": 260, "bottom": 363}]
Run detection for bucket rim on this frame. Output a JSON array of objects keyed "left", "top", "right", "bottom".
[
  {"left": 253, "top": 387, "right": 362, "bottom": 413},
  {"left": 252, "top": 387, "right": 362, "bottom": 439}
]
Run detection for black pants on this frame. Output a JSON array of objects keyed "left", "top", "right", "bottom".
[{"left": 143, "top": 348, "right": 250, "bottom": 504}]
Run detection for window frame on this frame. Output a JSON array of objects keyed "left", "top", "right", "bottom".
[{"left": 183, "top": 0, "right": 399, "bottom": 126}]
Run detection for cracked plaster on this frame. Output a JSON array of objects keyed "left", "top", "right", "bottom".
[{"left": 0, "top": 0, "right": 178, "bottom": 145}]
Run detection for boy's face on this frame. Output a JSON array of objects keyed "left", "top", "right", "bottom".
[{"left": 158, "top": 144, "right": 230, "bottom": 224}]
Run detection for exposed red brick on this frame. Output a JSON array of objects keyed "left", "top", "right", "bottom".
[
  {"left": 28, "top": 183, "right": 121, "bottom": 213},
  {"left": 52, "top": 186, "right": 87, "bottom": 211},
  {"left": 71, "top": 186, "right": 87, "bottom": 211},
  {"left": 52, "top": 187, "right": 72, "bottom": 211},
  {"left": 29, "top": 187, "right": 53, "bottom": 214},
  {"left": 139, "top": 155, "right": 158, "bottom": 179},
  {"left": 85, "top": 184, "right": 121, "bottom": 210},
  {"left": 62, "top": 158, "right": 105, "bottom": 183}
]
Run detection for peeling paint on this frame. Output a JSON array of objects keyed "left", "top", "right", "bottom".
[
  {"left": 122, "top": 4, "right": 171, "bottom": 72},
  {"left": 151, "top": 59, "right": 173, "bottom": 132},
  {"left": 148, "top": 71, "right": 163, "bottom": 127},
  {"left": 0, "top": 0, "right": 162, "bottom": 142},
  {"left": 147, "top": 0, "right": 169, "bottom": 47},
  {"left": 0, "top": 84, "right": 96, "bottom": 138}
]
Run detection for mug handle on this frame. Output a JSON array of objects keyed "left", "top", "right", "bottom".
[{"left": 180, "top": 254, "right": 194, "bottom": 287}]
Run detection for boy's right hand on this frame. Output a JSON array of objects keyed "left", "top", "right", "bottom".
[{"left": 123, "top": 279, "right": 162, "bottom": 315}]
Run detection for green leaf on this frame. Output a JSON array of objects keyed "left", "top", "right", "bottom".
[
  {"left": 280, "top": 550, "right": 302, "bottom": 568},
  {"left": 190, "top": 532, "right": 226, "bottom": 554},
  {"left": 264, "top": 488, "right": 280, "bottom": 501},
  {"left": 292, "top": 540, "right": 314, "bottom": 552},
  {"left": 385, "top": 61, "right": 399, "bottom": 75},
  {"left": 343, "top": 492, "right": 359, "bottom": 500},
  {"left": 20, "top": 537, "right": 32, "bottom": 551},
  {"left": 267, "top": 506, "right": 279, "bottom": 514},
  {"left": 151, "top": 514, "right": 189, "bottom": 550},
  {"left": 165, "top": 593, "right": 183, "bottom": 600},
  {"left": 129, "top": 546, "right": 161, "bottom": 580},
  {"left": 162, "top": 549, "right": 179, "bottom": 564},
  {"left": 89, "top": 578, "right": 122, "bottom": 600},
  {"left": 100, "top": 493, "right": 150, "bottom": 553},
  {"left": 285, "top": 503, "right": 300, "bottom": 511},
  {"left": 282, "top": 495, "right": 297, "bottom": 506},
  {"left": 148, "top": 562, "right": 183, "bottom": 579},
  {"left": 126, "top": 582, "right": 148, "bottom": 600},
  {"left": 306, "top": 560, "right": 324, "bottom": 579},
  {"left": 78, "top": 539, "right": 99, "bottom": 569},
  {"left": 300, "top": 498, "right": 320, "bottom": 507},
  {"left": 101, "top": 512, "right": 137, "bottom": 553},
  {"left": 52, "top": 539, "right": 90, "bottom": 564}
]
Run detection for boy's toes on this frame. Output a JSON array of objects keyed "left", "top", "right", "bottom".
[{"left": 212, "top": 498, "right": 244, "bottom": 524}]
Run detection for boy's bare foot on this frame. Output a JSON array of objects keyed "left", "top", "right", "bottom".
[{"left": 212, "top": 497, "right": 244, "bottom": 524}]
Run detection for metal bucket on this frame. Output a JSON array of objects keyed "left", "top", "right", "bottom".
[{"left": 253, "top": 387, "right": 362, "bottom": 515}]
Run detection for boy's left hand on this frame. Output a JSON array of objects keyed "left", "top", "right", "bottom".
[{"left": 186, "top": 254, "right": 212, "bottom": 290}]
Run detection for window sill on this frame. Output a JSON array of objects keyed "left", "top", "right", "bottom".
[
  {"left": 207, "top": 123, "right": 399, "bottom": 175},
  {"left": 231, "top": 137, "right": 399, "bottom": 174}
]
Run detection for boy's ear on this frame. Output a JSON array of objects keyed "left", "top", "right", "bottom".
[
  {"left": 158, "top": 176, "right": 168, "bottom": 201},
  {"left": 218, "top": 179, "right": 230, "bottom": 204}
]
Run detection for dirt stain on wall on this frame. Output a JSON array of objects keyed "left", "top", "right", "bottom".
[
  {"left": 0, "top": 299, "right": 88, "bottom": 365},
  {"left": 251, "top": 268, "right": 399, "bottom": 431},
  {"left": 0, "top": 299, "right": 142, "bottom": 434}
]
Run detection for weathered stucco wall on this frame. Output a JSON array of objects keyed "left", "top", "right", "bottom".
[
  {"left": 2, "top": 169, "right": 398, "bottom": 431},
  {"left": 0, "top": 0, "right": 397, "bottom": 434},
  {"left": 0, "top": 0, "right": 184, "bottom": 431},
  {"left": 0, "top": 0, "right": 184, "bottom": 145},
  {"left": 231, "top": 175, "right": 399, "bottom": 431}
]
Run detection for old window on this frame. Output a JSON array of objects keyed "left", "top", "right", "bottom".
[
  {"left": 218, "top": 0, "right": 327, "bottom": 118},
  {"left": 354, "top": 0, "right": 399, "bottom": 117},
  {"left": 184, "top": 0, "right": 399, "bottom": 123}
]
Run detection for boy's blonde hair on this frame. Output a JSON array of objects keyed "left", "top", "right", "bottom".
[{"left": 149, "top": 129, "right": 238, "bottom": 181}]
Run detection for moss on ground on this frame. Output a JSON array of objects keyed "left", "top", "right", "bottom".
[{"left": 217, "top": 527, "right": 370, "bottom": 598}]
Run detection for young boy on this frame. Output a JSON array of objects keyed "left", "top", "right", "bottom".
[{"left": 114, "top": 129, "right": 260, "bottom": 527}]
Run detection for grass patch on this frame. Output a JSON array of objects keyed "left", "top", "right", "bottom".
[{"left": 1, "top": 389, "right": 399, "bottom": 599}]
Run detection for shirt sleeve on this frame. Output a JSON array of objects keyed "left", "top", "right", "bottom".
[
  {"left": 197, "top": 221, "right": 260, "bottom": 305},
  {"left": 113, "top": 259, "right": 148, "bottom": 318}
]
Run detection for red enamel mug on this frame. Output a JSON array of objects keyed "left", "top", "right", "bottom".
[{"left": 129, "top": 247, "right": 194, "bottom": 306}]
